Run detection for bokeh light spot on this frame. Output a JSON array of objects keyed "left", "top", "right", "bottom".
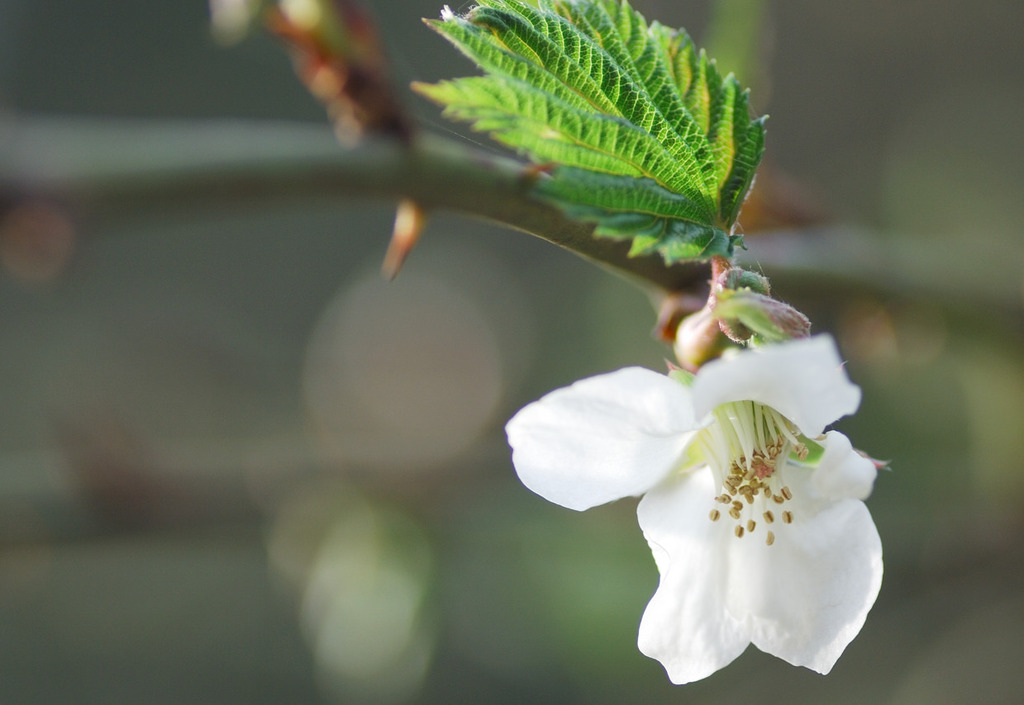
[{"left": 303, "top": 266, "right": 505, "bottom": 471}]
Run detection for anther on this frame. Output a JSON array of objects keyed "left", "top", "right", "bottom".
[
  {"left": 716, "top": 495, "right": 730, "bottom": 504},
  {"left": 772, "top": 495, "right": 785, "bottom": 504},
  {"left": 728, "top": 507, "right": 741, "bottom": 520},
  {"left": 763, "top": 510, "right": 775, "bottom": 524},
  {"left": 744, "top": 493, "right": 754, "bottom": 505},
  {"left": 781, "top": 486, "right": 793, "bottom": 501},
  {"left": 782, "top": 511, "right": 794, "bottom": 524},
  {"left": 709, "top": 509, "right": 720, "bottom": 522},
  {"left": 746, "top": 519, "right": 756, "bottom": 532},
  {"left": 765, "top": 531, "right": 775, "bottom": 546},
  {"left": 734, "top": 525, "right": 745, "bottom": 538}
]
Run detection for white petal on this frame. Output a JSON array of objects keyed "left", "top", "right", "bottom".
[
  {"left": 810, "top": 431, "right": 878, "bottom": 501},
  {"left": 691, "top": 335, "right": 861, "bottom": 437},
  {"left": 636, "top": 469, "right": 750, "bottom": 684},
  {"left": 727, "top": 471, "right": 883, "bottom": 673},
  {"left": 506, "top": 367, "right": 699, "bottom": 511},
  {"left": 637, "top": 462, "right": 883, "bottom": 681}
]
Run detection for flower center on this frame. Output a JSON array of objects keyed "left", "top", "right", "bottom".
[{"left": 695, "top": 401, "right": 807, "bottom": 546}]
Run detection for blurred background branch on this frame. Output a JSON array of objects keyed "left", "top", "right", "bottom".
[
  {"left": 0, "top": 116, "right": 711, "bottom": 292},
  {"left": 4, "top": 115, "right": 1021, "bottom": 321}
]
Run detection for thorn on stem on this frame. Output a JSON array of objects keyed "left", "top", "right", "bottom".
[
  {"left": 381, "top": 199, "right": 428, "bottom": 280},
  {"left": 520, "top": 162, "right": 556, "bottom": 184}
]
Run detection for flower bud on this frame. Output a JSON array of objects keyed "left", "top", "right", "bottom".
[
  {"left": 674, "top": 307, "right": 732, "bottom": 370},
  {"left": 714, "top": 289, "right": 811, "bottom": 343},
  {"left": 722, "top": 268, "right": 771, "bottom": 296}
]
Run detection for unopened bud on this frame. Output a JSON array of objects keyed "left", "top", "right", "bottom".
[
  {"left": 714, "top": 290, "right": 811, "bottom": 343},
  {"left": 674, "top": 307, "right": 732, "bottom": 370},
  {"left": 722, "top": 268, "right": 771, "bottom": 296}
]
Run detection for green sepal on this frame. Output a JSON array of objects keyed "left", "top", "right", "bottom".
[{"left": 668, "top": 368, "right": 695, "bottom": 386}]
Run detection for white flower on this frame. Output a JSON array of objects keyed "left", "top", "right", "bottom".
[{"left": 505, "top": 335, "right": 882, "bottom": 684}]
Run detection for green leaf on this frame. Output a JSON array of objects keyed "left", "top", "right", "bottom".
[{"left": 414, "top": 0, "right": 765, "bottom": 265}]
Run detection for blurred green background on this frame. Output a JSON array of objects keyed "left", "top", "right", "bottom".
[{"left": 0, "top": 0, "right": 1022, "bottom": 703}]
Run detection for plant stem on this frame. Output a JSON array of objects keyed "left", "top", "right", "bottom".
[{"left": 0, "top": 116, "right": 709, "bottom": 293}]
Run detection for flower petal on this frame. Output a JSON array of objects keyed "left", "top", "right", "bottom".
[
  {"left": 726, "top": 471, "right": 883, "bottom": 674},
  {"left": 637, "top": 459, "right": 883, "bottom": 681},
  {"left": 636, "top": 469, "right": 750, "bottom": 684},
  {"left": 691, "top": 335, "right": 861, "bottom": 437},
  {"left": 809, "top": 431, "right": 878, "bottom": 501},
  {"left": 506, "top": 367, "right": 700, "bottom": 511}
]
